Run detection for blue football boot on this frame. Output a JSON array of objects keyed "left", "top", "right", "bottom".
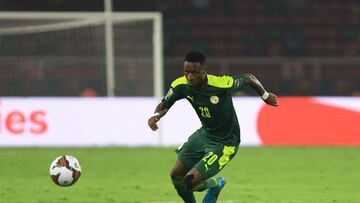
[{"left": 202, "top": 177, "right": 226, "bottom": 203}]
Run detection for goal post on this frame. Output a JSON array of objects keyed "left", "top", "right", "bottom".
[{"left": 0, "top": 11, "right": 163, "bottom": 98}]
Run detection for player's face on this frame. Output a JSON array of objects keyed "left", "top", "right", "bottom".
[{"left": 184, "top": 61, "right": 206, "bottom": 87}]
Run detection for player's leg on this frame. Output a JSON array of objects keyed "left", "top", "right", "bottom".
[
  {"left": 182, "top": 156, "right": 226, "bottom": 203},
  {"left": 171, "top": 128, "right": 208, "bottom": 203},
  {"left": 201, "top": 177, "right": 226, "bottom": 203},
  {"left": 193, "top": 144, "right": 238, "bottom": 203},
  {"left": 170, "top": 159, "right": 196, "bottom": 203},
  {"left": 185, "top": 152, "right": 223, "bottom": 192},
  {"left": 184, "top": 166, "right": 218, "bottom": 191}
]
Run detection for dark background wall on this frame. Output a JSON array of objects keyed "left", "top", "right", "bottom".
[{"left": 0, "top": 0, "right": 359, "bottom": 96}]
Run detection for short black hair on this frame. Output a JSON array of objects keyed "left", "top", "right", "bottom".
[{"left": 184, "top": 51, "right": 206, "bottom": 65}]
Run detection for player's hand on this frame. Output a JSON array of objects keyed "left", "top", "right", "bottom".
[
  {"left": 148, "top": 115, "right": 160, "bottom": 131},
  {"left": 264, "top": 92, "right": 278, "bottom": 107}
]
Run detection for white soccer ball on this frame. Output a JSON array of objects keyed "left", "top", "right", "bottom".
[{"left": 49, "top": 155, "right": 81, "bottom": 187}]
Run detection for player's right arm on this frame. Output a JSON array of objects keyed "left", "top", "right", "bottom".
[
  {"left": 148, "top": 101, "right": 168, "bottom": 131},
  {"left": 148, "top": 77, "right": 187, "bottom": 131}
]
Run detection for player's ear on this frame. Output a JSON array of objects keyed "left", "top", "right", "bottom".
[{"left": 201, "top": 69, "right": 207, "bottom": 80}]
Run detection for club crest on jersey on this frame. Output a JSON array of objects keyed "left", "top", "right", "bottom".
[
  {"left": 210, "top": 96, "right": 219, "bottom": 104},
  {"left": 165, "top": 88, "right": 173, "bottom": 100}
]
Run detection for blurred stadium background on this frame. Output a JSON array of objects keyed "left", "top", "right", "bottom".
[
  {"left": 0, "top": 0, "right": 359, "bottom": 97},
  {"left": 0, "top": 0, "right": 360, "bottom": 203}
]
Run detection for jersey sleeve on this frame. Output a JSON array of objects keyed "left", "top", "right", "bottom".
[
  {"left": 229, "top": 74, "right": 246, "bottom": 93},
  {"left": 161, "top": 85, "right": 184, "bottom": 109}
]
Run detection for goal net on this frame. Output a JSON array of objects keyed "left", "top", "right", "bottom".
[{"left": 0, "top": 12, "right": 163, "bottom": 97}]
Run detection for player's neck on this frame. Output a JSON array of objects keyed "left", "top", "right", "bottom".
[{"left": 193, "top": 78, "right": 208, "bottom": 91}]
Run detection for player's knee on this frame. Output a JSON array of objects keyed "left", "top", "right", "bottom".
[
  {"left": 170, "top": 168, "right": 183, "bottom": 180},
  {"left": 184, "top": 174, "right": 194, "bottom": 190}
]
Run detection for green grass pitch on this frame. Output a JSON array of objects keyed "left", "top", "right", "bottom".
[{"left": 0, "top": 147, "right": 359, "bottom": 203}]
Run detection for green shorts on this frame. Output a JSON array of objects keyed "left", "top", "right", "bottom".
[{"left": 176, "top": 128, "right": 239, "bottom": 178}]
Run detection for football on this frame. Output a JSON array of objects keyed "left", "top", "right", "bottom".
[{"left": 49, "top": 155, "right": 81, "bottom": 187}]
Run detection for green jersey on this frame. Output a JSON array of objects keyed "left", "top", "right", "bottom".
[{"left": 162, "top": 74, "right": 245, "bottom": 145}]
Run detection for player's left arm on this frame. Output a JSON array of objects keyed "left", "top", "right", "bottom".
[{"left": 244, "top": 73, "right": 278, "bottom": 106}]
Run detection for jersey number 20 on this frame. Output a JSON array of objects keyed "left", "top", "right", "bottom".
[{"left": 199, "top": 106, "right": 211, "bottom": 118}]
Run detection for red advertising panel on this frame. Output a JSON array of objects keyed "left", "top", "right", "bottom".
[{"left": 257, "top": 97, "right": 360, "bottom": 146}]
